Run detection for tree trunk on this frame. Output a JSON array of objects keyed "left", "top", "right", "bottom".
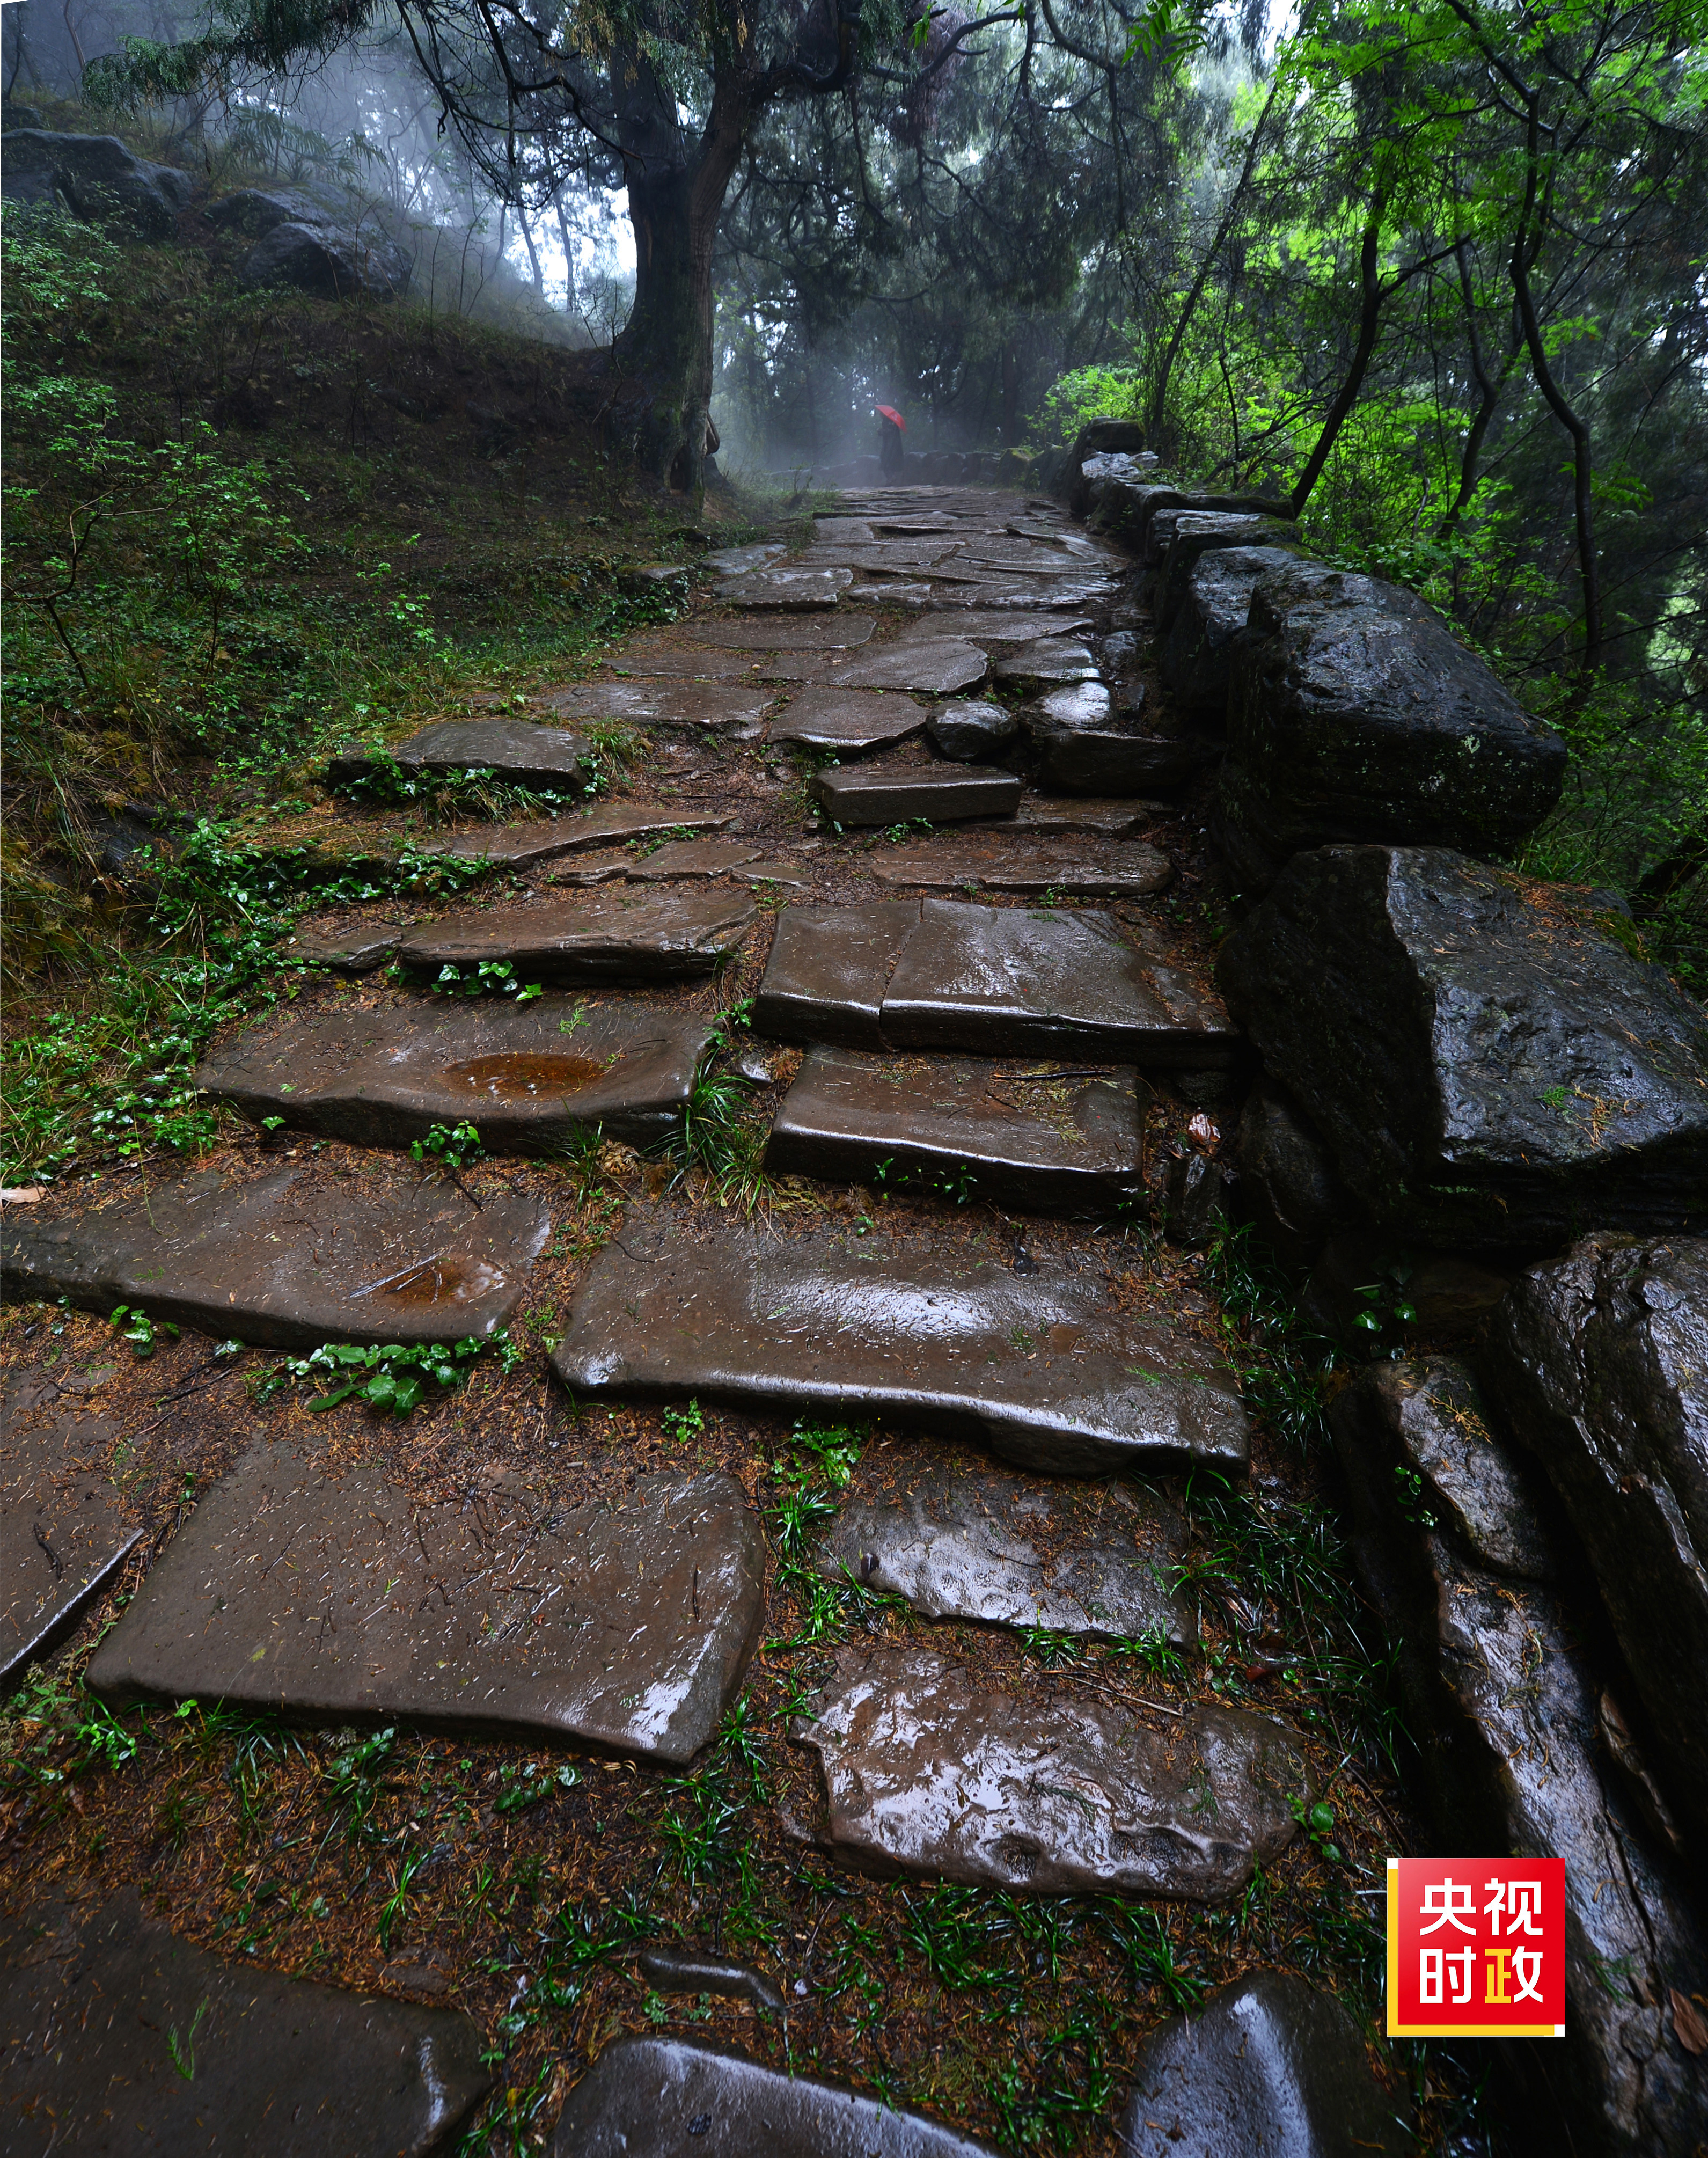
[{"left": 1289, "top": 198, "right": 1388, "bottom": 518}]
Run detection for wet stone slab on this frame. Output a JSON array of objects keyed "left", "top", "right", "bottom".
[
  {"left": 89, "top": 1452, "right": 764, "bottom": 1763},
  {"left": 1, "top": 1373, "right": 141, "bottom": 1688},
  {"left": 0, "top": 1887, "right": 491, "bottom": 2157},
  {"left": 397, "top": 888, "right": 756, "bottom": 982},
  {"left": 827, "top": 639, "right": 990, "bottom": 695},
  {"left": 326, "top": 720, "right": 587, "bottom": 792},
  {"left": 816, "top": 1452, "right": 1194, "bottom": 1641},
  {"left": 869, "top": 838, "right": 1172, "bottom": 898},
  {"left": 196, "top": 1000, "right": 716, "bottom": 1153},
  {"left": 287, "top": 921, "right": 402, "bottom": 972},
  {"left": 993, "top": 639, "right": 1099, "bottom": 689},
  {"left": 413, "top": 806, "right": 734, "bottom": 872},
  {"left": 926, "top": 700, "right": 1018, "bottom": 762},
  {"left": 626, "top": 839, "right": 764, "bottom": 881},
  {"left": 552, "top": 2037, "right": 997, "bottom": 2157},
  {"left": 716, "top": 566, "right": 852, "bottom": 609},
  {"left": 0, "top": 1165, "right": 549, "bottom": 1349},
  {"left": 813, "top": 765, "right": 1022, "bottom": 826},
  {"left": 903, "top": 610, "right": 1095, "bottom": 644},
  {"left": 540, "top": 681, "right": 777, "bottom": 733},
  {"left": 794, "top": 1647, "right": 1303, "bottom": 1897},
  {"left": 765, "top": 1046, "right": 1147, "bottom": 1215},
  {"left": 770, "top": 685, "right": 929, "bottom": 754},
  {"left": 550, "top": 1217, "right": 1248, "bottom": 1476},
  {"left": 1119, "top": 1973, "right": 1412, "bottom": 2158},
  {"left": 1008, "top": 799, "right": 1159, "bottom": 839},
  {"left": 608, "top": 645, "right": 772, "bottom": 681},
  {"left": 756, "top": 900, "right": 1236, "bottom": 1065},
  {"left": 687, "top": 613, "right": 877, "bottom": 652}
]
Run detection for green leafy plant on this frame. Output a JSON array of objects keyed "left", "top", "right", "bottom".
[
  {"left": 258, "top": 1331, "right": 522, "bottom": 1419},
  {"left": 111, "top": 1303, "right": 179, "bottom": 1359},
  {"left": 662, "top": 1398, "right": 706, "bottom": 1443},
  {"left": 167, "top": 1998, "right": 209, "bottom": 2081},
  {"left": 494, "top": 1760, "right": 579, "bottom": 1817},
  {"left": 410, "top": 1120, "right": 483, "bottom": 1169},
  {"left": 426, "top": 959, "right": 544, "bottom": 1002}
]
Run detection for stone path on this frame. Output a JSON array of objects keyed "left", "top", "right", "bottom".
[{"left": 0, "top": 477, "right": 1414, "bottom": 2150}]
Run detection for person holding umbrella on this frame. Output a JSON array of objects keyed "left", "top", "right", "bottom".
[{"left": 876, "top": 404, "right": 905, "bottom": 477}]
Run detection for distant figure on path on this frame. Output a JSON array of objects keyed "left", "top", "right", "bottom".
[{"left": 876, "top": 404, "right": 905, "bottom": 476}]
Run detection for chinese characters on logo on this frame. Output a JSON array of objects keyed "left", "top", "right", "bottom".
[{"left": 1387, "top": 1857, "right": 1565, "bottom": 2037}]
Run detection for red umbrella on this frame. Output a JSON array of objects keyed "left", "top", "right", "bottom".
[{"left": 875, "top": 405, "right": 906, "bottom": 431}]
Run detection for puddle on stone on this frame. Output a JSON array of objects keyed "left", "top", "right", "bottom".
[{"left": 442, "top": 1051, "right": 613, "bottom": 1099}]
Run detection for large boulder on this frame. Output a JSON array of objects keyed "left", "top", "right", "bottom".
[
  {"left": 1141, "top": 495, "right": 1292, "bottom": 567},
  {"left": 238, "top": 217, "right": 412, "bottom": 300},
  {"left": 1486, "top": 1234, "right": 1708, "bottom": 1848},
  {"left": 1160, "top": 546, "right": 1300, "bottom": 719},
  {"left": 1, "top": 130, "right": 192, "bottom": 238},
  {"left": 1152, "top": 512, "right": 1300, "bottom": 631},
  {"left": 1218, "top": 845, "right": 1708, "bottom": 1249},
  {"left": 1234, "top": 1077, "right": 1353, "bottom": 1275},
  {"left": 1214, "top": 558, "right": 1566, "bottom": 887},
  {"left": 1330, "top": 1358, "right": 1708, "bottom": 2157}
]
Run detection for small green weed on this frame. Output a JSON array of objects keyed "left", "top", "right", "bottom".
[
  {"left": 111, "top": 1303, "right": 179, "bottom": 1359},
  {"left": 410, "top": 1120, "right": 483, "bottom": 1169},
  {"left": 258, "top": 1331, "right": 522, "bottom": 1419}
]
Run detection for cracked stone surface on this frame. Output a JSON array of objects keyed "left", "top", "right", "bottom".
[
  {"left": 397, "top": 888, "right": 756, "bottom": 981},
  {"left": 812, "top": 764, "right": 1021, "bottom": 826},
  {"left": 994, "top": 640, "right": 1099, "bottom": 689},
  {"left": 899, "top": 610, "right": 1095, "bottom": 646},
  {"left": 816, "top": 1453, "right": 1194, "bottom": 1641},
  {"left": 769, "top": 686, "right": 930, "bottom": 754},
  {"left": 196, "top": 1000, "right": 716, "bottom": 1152},
  {"left": 0, "top": 1887, "right": 492, "bottom": 2157},
  {"left": 325, "top": 720, "right": 588, "bottom": 792},
  {"left": 868, "top": 837, "right": 1172, "bottom": 898},
  {"left": 765, "top": 1046, "right": 1147, "bottom": 1213},
  {"left": 413, "top": 806, "right": 734, "bottom": 870},
  {"left": 549, "top": 1216, "right": 1248, "bottom": 1476},
  {"left": 89, "top": 1452, "right": 765, "bottom": 1762},
  {"left": 794, "top": 1646, "right": 1304, "bottom": 1896},
  {"left": 756, "top": 899, "right": 1235, "bottom": 1064},
  {"left": 686, "top": 613, "right": 877, "bottom": 652},
  {"left": 716, "top": 567, "right": 852, "bottom": 609},
  {"left": 0, "top": 1165, "right": 550, "bottom": 1347},
  {"left": 552, "top": 2037, "right": 998, "bottom": 2157},
  {"left": 0, "top": 1372, "right": 141, "bottom": 1689},
  {"left": 828, "top": 640, "right": 991, "bottom": 695},
  {"left": 626, "top": 839, "right": 765, "bottom": 881},
  {"left": 540, "top": 681, "right": 778, "bottom": 732}
]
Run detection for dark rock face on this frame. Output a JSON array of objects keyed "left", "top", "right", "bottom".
[
  {"left": 206, "top": 184, "right": 335, "bottom": 234},
  {"left": 1302, "top": 1232, "right": 1511, "bottom": 1352},
  {"left": 771, "top": 686, "right": 929, "bottom": 752},
  {"left": 1153, "top": 514, "right": 1300, "bottom": 632},
  {"left": 1486, "top": 1234, "right": 1708, "bottom": 1845},
  {"left": 1215, "top": 560, "right": 1567, "bottom": 886},
  {"left": 89, "top": 1451, "right": 763, "bottom": 1762},
  {"left": 239, "top": 217, "right": 412, "bottom": 299},
  {"left": 1329, "top": 1355, "right": 1708, "bottom": 2157},
  {"left": 1142, "top": 497, "right": 1293, "bottom": 567},
  {"left": 1219, "top": 846, "right": 1708, "bottom": 1248},
  {"left": 817, "top": 1455, "right": 1194, "bottom": 1641},
  {"left": 0, "top": 1888, "right": 490, "bottom": 2156},
  {"left": 1161, "top": 1150, "right": 1236, "bottom": 1248},
  {"left": 552, "top": 2037, "right": 996, "bottom": 2157},
  {"left": 1159, "top": 546, "right": 1301, "bottom": 720},
  {"left": 397, "top": 888, "right": 756, "bottom": 981},
  {"left": 0, "top": 1373, "right": 141, "bottom": 1688},
  {"left": 828, "top": 634, "right": 987, "bottom": 694},
  {"left": 2, "top": 130, "right": 193, "bottom": 238},
  {"left": 868, "top": 837, "right": 1171, "bottom": 898},
  {"left": 756, "top": 899, "right": 1237, "bottom": 1065},
  {"left": 812, "top": 764, "right": 1022, "bottom": 826},
  {"left": 196, "top": 1000, "right": 715, "bottom": 1152},
  {"left": 1235, "top": 1080, "right": 1352, "bottom": 1275},
  {"left": 765, "top": 1047, "right": 1147, "bottom": 1214},
  {"left": 1028, "top": 684, "right": 1216, "bottom": 794},
  {"left": 1073, "top": 419, "right": 1150, "bottom": 458},
  {"left": 687, "top": 613, "right": 876, "bottom": 650},
  {"left": 795, "top": 1645, "right": 1303, "bottom": 1896},
  {"left": 0, "top": 1165, "right": 549, "bottom": 1348},
  {"left": 1117, "top": 1972, "right": 1411, "bottom": 2158},
  {"left": 927, "top": 699, "right": 1020, "bottom": 760},
  {"left": 327, "top": 720, "right": 587, "bottom": 792},
  {"left": 1330, "top": 1357, "right": 1556, "bottom": 1584},
  {"left": 550, "top": 1216, "right": 1249, "bottom": 1476}
]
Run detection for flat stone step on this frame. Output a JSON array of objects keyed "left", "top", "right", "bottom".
[
  {"left": 770, "top": 685, "right": 928, "bottom": 754},
  {"left": 549, "top": 1217, "right": 1248, "bottom": 1475},
  {"left": 397, "top": 889, "right": 756, "bottom": 982},
  {"left": 624, "top": 839, "right": 764, "bottom": 880},
  {"left": 755, "top": 898, "right": 1236, "bottom": 1065},
  {"left": 994, "top": 639, "right": 1099, "bottom": 687},
  {"left": 196, "top": 1000, "right": 715, "bottom": 1152},
  {"left": 326, "top": 720, "right": 588, "bottom": 792},
  {"left": 541, "top": 681, "right": 777, "bottom": 732},
  {"left": 686, "top": 612, "right": 877, "bottom": 651},
  {"left": 702, "top": 541, "right": 786, "bottom": 573},
  {"left": 923, "top": 582, "right": 1117, "bottom": 612},
  {"left": 716, "top": 566, "right": 851, "bottom": 609},
  {"left": 869, "top": 836, "right": 1172, "bottom": 897},
  {"left": 816, "top": 1452, "right": 1194, "bottom": 1640},
  {"left": 287, "top": 921, "right": 402, "bottom": 972},
  {"left": 794, "top": 1645, "right": 1303, "bottom": 1895},
  {"left": 813, "top": 764, "right": 1021, "bottom": 826},
  {"left": 553, "top": 2037, "right": 996, "bottom": 2157},
  {"left": 89, "top": 1451, "right": 763, "bottom": 1761},
  {"left": 1009, "top": 798, "right": 1157, "bottom": 838},
  {"left": 765, "top": 1046, "right": 1147, "bottom": 1213},
  {"left": 1, "top": 1373, "right": 141, "bottom": 1688},
  {"left": 0, "top": 1888, "right": 491, "bottom": 2156},
  {"left": 413, "top": 806, "right": 735, "bottom": 872},
  {"left": 826, "top": 639, "right": 990, "bottom": 696},
  {"left": 607, "top": 643, "right": 775, "bottom": 681},
  {"left": 0, "top": 1165, "right": 549, "bottom": 1348}
]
